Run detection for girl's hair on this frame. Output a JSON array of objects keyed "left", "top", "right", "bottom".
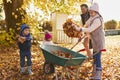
[{"left": 95, "top": 11, "right": 103, "bottom": 19}]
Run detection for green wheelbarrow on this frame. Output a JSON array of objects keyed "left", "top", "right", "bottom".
[{"left": 40, "top": 45, "right": 88, "bottom": 79}]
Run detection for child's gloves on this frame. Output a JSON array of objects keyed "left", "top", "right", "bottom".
[
  {"left": 16, "top": 35, "right": 20, "bottom": 38},
  {"left": 72, "top": 24, "right": 82, "bottom": 31},
  {"left": 18, "top": 37, "right": 23, "bottom": 43},
  {"left": 20, "top": 36, "right": 26, "bottom": 40},
  {"left": 18, "top": 36, "right": 26, "bottom": 43}
]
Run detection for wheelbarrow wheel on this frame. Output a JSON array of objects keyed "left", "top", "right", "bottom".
[{"left": 43, "top": 62, "right": 55, "bottom": 74}]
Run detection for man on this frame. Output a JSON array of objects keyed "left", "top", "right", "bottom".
[
  {"left": 80, "top": 4, "right": 92, "bottom": 50},
  {"left": 80, "top": 4, "right": 90, "bottom": 26}
]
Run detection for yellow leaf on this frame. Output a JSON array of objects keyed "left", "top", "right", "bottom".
[
  {"left": 12, "top": 12, "right": 15, "bottom": 15},
  {"left": 14, "top": 15, "right": 18, "bottom": 19}
]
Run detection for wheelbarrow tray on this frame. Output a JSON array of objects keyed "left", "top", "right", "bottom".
[{"left": 40, "top": 45, "right": 87, "bottom": 67}]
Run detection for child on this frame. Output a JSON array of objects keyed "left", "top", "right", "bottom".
[
  {"left": 74, "top": 3, "right": 105, "bottom": 80},
  {"left": 18, "top": 24, "right": 33, "bottom": 75},
  {"left": 41, "top": 30, "right": 54, "bottom": 46}
]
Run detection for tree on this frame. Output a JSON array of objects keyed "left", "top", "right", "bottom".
[
  {"left": 33, "top": 0, "right": 87, "bottom": 19},
  {"left": 3, "top": 0, "right": 25, "bottom": 33},
  {"left": 40, "top": 20, "right": 52, "bottom": 31},
  {"left": 104, "top": 20, "right": 117, "bottom": 30}
]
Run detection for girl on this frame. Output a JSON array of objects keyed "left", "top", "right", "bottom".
[
  {"left": 74, "top": 3, "right": 105, "bottom": 80},
  {"left": 41, "top": 30, "right": 54, "bottom": 46}
]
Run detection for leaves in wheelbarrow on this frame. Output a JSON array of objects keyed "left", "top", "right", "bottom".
[{"left": 51, "top": 50, "right": 72, "bottom": 58}]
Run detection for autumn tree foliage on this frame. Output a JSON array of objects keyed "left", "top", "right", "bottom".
[
  {"left": 117, "top": 21, "right": 120, "bottom": 29},
  {"left": 104, "top": 20, "right": 117, "bottom": 30},
  {"left": 2, "top": 0, "right": 86, "bottom": 32}
]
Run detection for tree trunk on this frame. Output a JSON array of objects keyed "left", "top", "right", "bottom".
[{"left": 3, "top": 0, "right": 24, "bottom": 33}]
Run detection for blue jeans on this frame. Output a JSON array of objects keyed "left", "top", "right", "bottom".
[
  {"left": 20, "top": 51, "right": 32, "bottom": 67},
  {"left": 93, "top": 52, "right": 102, "bottom": 70}
]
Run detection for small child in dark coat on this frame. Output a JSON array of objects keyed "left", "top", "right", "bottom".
[{"left": 17, "top": 24, "right": 33, "bottom": 75}]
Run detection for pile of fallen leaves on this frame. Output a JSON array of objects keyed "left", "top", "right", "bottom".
[
  {"left": 0, "top": 45, "right": 45, "bottom": 80},
  {"left": 63, "top": 19, "right": 82, "bottom": 38},
  {"left": 0, "top": 35, "right": 120, "bottom": 80}
]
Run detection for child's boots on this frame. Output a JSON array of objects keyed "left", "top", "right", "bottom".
[
  {"left": 20, "top": 67, "right": 25, "bottom": 74},
  {"left": 28, "top": 66, "right": 33, "bottom": 75},
  {"left": 92, "top": 64, "right": 96, "bottom": 75},
  {"left": 94, "top": 70, "right": 102, "bottom": 80},
  {"left": 90, "top": 69, "right": 102, "bottom": 80}
]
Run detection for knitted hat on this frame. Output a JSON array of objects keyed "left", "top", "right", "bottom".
[
  {"left": 89, "top": 3, "right": 99, "bottom": 13},
  {"left": 20, "top": 24, "right": 29, "bottom": 35},
  {"left": 45, "top": 32, "right": 52, "bottom": 40}
]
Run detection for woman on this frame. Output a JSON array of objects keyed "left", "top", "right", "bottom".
[{"left": 74, "top": 3, "right": 105, "bottom": 80}]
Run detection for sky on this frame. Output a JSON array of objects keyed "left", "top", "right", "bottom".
[
  {"left": 94, "top": 0, "right": 120, "bottom": 21},
  {"left": 1, "top": 0, "right": 119, "bottom": 22}
]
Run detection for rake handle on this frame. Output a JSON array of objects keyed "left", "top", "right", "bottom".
[{"left": 70, "top": 36, "right": 85, "bottom": 50}]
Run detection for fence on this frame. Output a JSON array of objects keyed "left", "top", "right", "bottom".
[
  {"left": 36, "top": 30, "right": 74, "bottom": 44},
  {"left": 56, "top": 30, "right": 73, "bottom": 43},
  {"left": 105, "top": 29, "right": 120, "bottom": 36}
]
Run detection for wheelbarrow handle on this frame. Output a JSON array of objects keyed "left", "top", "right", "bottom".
[
  {"left": 77, "top": 49, "right": 106, "bottom": 59},
  {"left": 100, "top": 49, "right": 106, "bottom": 52},
  {"left": 88, "top": 49, "right": 106, "bottom": 59},
  {"left": 78, "top": 48, "right": 106, "bottom": 53},
  {"left": 77, "top": 48, "right": 86, "bottom": 52},
  {"left": 93, "top": 49, "right": 106, "bottom": 55}
]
